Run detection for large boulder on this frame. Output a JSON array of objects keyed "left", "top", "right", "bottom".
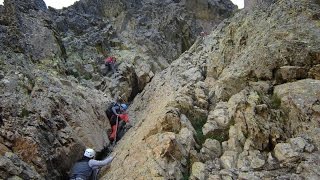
[
  {"left": 274, "top": 79, "right": 320, "bottom": 136},
  {"left": 274, "top": 143, "right": 300, "bottom": 163},
  {"left": 200, "top": 139, "right": 222, "bottom": 160},
  {"left": 190, "top": 162, "right": 206, "bottom": 180},
  {"left": 0, "top": 152, "right": 42, "bottom": 180}
]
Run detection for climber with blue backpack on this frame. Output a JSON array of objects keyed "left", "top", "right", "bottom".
[{"left": 106, "top": 102, "right": 130, "bottom": 141}]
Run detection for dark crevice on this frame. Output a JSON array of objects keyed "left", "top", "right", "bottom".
[
  {"left": 0, "top": 107, "right": 3, "bottom": 127},
  {"left": 128, "top": 72, "right": 141, "bottom": 102},
  {"left": 95, "top": 146, "right": 113, "bottom": 160},
  {"left": 266, "top": 135, "right": 276, "bottom": 151},
  {"left": 54, "top": 32, "right": 67, "bottom": 60},
  {"left": 189, "top": 117, "right": 207, "bottom": 148},
  {"left": 182, "top": 153, "right": 191, "bottom": 180}
]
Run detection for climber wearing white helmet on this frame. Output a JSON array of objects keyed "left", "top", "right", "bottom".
[{"left": 69, "top": 148, "right": 115, "bottom": 180}]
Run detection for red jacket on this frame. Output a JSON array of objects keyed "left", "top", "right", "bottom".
[{"left": 105, "top": 56, "right": 116, "bottom": 64}]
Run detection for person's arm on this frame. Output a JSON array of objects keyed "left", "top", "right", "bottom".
[
  {"left": 112, "top": 106, "right": 119, "bottom": 116},
  {"left": 88, "top": 156, "right": 114, "bottom": 169}
]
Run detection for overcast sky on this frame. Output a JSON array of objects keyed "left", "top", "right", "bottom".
[
  {"left": 232, "top": 0, "right": 244, "bottom": 8},
  {"left": 0, "top": 0, "right": 244, "bottom": 9}
]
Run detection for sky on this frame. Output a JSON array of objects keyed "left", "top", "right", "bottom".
[
  {"left": 0, "top": 0, "right": 244, "bottom": 9},
  {"left": 231, "top": 0, "right": 244, "bottom": 9}
]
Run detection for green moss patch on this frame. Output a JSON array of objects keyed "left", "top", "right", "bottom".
[
  {"left": 190, "top": 117, "right": 207, "bottom": 145},
  {"left": 271, "top": 94, "right": 281, "bottom": 109}
]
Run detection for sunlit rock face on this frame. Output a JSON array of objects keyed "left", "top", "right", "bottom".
[
  {"left": 0, "top": 0, "right": 236, "bottom": 179},
  {"left": 2, "top": 0, "right": 319, "bottom": 179},
  {"left": 102, "top": 0, "right": 320, "bottom": 179}
]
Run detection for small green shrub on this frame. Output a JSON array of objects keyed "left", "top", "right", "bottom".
[
  {"left": 190, "top": 117, "right": 207, "bottom": 145},
  {"left": 208, "top": 131, "right": 229, "bottom": 143},
  {"left": 20, "top": 108, "right": 29, "bottom": 117},
  {"left": 95, "top": 44, "right": 104, "bottom": 54},
  {"left": 83, "top": 73, "right": 92, "bottom": 80},
  {"left": 66, "top": 70, "right": 80, "bottom": 78},
  {"left": 183, "top": 174, "right": 189, "bottom": 180},
  {"left": 182, "top": 154, "right": 191, "bottom": 180},
  {"left": 271, "top": 94, "right": 281, "bottom": 109}
]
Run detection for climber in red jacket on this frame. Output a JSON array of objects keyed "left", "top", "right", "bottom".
[
  {"left": 104, "top": 56, "right": 117, "bottom": 73},
  {"left": 106, "top": 103, "right": 129, "bottom": 141}
]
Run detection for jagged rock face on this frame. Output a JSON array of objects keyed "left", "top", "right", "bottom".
[
  {"left": 2, "top": 0, "right": 319, "bottom": 179},
  {"left": 35, "top": 0, "right": 236, "bottom": 101},
  {"left": 104, "top": 0, "right": 320, "bottom": 179},
  {"left": 45, "top": 0, "right": 236, "bottom": 100},
  {"left": 0, "top": 53, "right": 111, "bottom": 179},
  {"left": 2, "top": 0, "right": 61, "bottom": 60},
  {"left": 0, "top": 0, "right": 110, "bottom": 178},
  {"left": 112, "top": 0, "right": 236, "bottom": 60},
  {"left": 0, "top": 0, "right": 236, "bottom": 179}
]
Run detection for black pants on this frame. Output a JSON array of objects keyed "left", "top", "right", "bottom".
[
  {"left": 110, "top": 115, "right": 117, "bottom": 126},
  {"left": 105, "top": 62, "right": 116, "bottom": 73}
]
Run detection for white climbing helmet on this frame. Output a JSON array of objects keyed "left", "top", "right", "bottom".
[{"left": 84, "top": 148, "right": 95, "bottom": 158}]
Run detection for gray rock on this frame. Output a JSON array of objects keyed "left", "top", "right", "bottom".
[
  {"left": 308, "top": 64, "right": 320, "bottom": 80},
  {"left": 3, "top": 0, "right": 61, "bottom": 61},
  {"left": 238, "top": 172, "right": 260, "bottom": 180},
  {"left": 249, "top": 151, "right": 266, "bottom": 170},
  {"left": 190, "top": 162, "right": 206, "bottom": 180},
  {"left": 0, "top": 152, "right": 43, "bottom": 179},
  {"left": 274, "top": 143, "right": 300, "bottom": 163},
  {"left": 289, "top": 137, "right": 314, "bottom": 153},
  {"left": 208, "top": 174, "right": 222, "bottom": 180},
  {"left": 208, "top": 102, "right": 230, "bottom": 128},
  {"left": 296, "top": 152, "right": 320, "bottom": 179},
  {"left": 275, "top": 66, "right": 308, "bottom": 84},
  {"left": 237, "top": 150, "right": 266, "bottom": 171},
  {"left": 84, "top": 64, "right": 94, "bottom": 73},
  {"left": 203, "top": 120, "right": 223, "bottom": 137},
  {"left": 179, "top": 127, "right": 196, "bottom": 152},
  {"left": 274, "top": 79, "right": 320, "bottom": 136},
  {"left": 221, "top": 151, "right": 239, "bottom": 169},
  {"left": 201, "top": 139, "right": 222, "bottom": 160},
  {"left": 244, "top": 0, "right": 276, "bottom": 10}
]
